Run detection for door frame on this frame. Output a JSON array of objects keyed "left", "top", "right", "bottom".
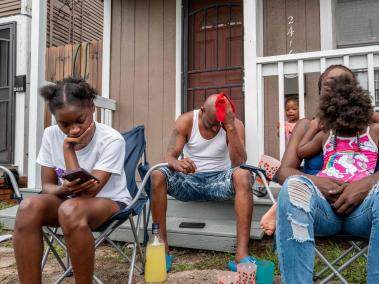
[
  {"left": 182, "top": 0, "right": 189, "bottom": 113},
  {"left": 0, "top": 22, "right": 16, "bottom": 164},
  {"left": 177, "top": 0, "right": 263, "bottom": 165},
  {"left": 181, "top": 0, "right": 244, "bottom": 116}
]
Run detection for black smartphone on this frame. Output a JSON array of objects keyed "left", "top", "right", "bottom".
[
  {"left": 61, "top": 168, "right": 100, "bottom": 183},
  {"left": 179, "top": 222, "right": 206, "bottom": 229}
]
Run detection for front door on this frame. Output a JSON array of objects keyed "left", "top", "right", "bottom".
[
  {"left": 0, "top": 23, "right": 16, "bottom": 164},
  {"left": 183, "top": 0, "right": 244, "bottom": 121}
]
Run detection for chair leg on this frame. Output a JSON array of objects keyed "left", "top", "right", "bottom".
[
  {"left": 41, "top": 235, "right": 52, "bottom": 270},
  {"left": 143, "top": 206, "right": 149, "bottom": 246},
  {"left": 128, "top": 242, "right": 138, "bottom": 284},
  {"left": 319, "top": 245, "right": 368, "bottom": 284},
  {"left": 350, "top": 241, "right": 368, "bottom": 258},
  {"left": 93, "top": 274, "right": 103, "bottom": 284},
  {"left": 129, "top": 215, "right": 145, "bottom": 265},
  {"left": 54, "top": 266, "right": 74, "bottom": 284},
  {"left": 42, "top": 231, "right": 67, "bottom": 272},
  {"left": 105, "top": 237, "right": 142, "bottom": 272},
  {"left": 315, "top": 245, "right": 355, "bottom": 278},
  {"left": 43, "top": 227, "right": 67, "bottom": 249},
  {"left": 315, "top": 248, "right": 349, "bottom": 284}
]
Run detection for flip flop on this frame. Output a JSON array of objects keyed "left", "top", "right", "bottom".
[
  {"left": 228, "top": 255, "right": 257, "bottom": 272},
  {"left": 166, "top": 253, "right": 173, "bottom": 272}
]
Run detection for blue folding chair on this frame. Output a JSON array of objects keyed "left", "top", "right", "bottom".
[{"left": 4, "top": 125, "right": 167, "bottom": 284}]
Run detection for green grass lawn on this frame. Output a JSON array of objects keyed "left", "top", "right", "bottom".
[
  {"left": 0, "top": 201, "right": 12, "bottom": 210},
  {"left": 0, "top": 199, "right": 367, "bottom": 283},
  {"left": 170, "top": 237, "right": 367, "bottom": 283}
]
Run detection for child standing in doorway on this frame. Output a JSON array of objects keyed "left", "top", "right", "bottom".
[{"left": 284, "top": 96, "right": 300, "bottom": 142}]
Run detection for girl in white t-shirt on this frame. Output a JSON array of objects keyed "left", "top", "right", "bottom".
[{"left": 13, "top": 78, "right": 131, "bottom": 283}]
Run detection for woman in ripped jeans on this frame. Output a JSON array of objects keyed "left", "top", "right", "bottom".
[{"left": 275, "top": 65, "right": 379, "bottom": 284}]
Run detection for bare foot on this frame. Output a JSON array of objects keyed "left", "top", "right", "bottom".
[{"left": 260, "top": 203, "right": 277, "bottom": 236}]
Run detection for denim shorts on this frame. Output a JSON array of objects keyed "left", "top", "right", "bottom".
[{"left": 158, "top": 166, "right": 236, "bottom": 202}]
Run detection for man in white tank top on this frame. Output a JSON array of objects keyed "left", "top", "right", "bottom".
[{"left": 151, "top": 94, "right": 255, "bottom": 272}]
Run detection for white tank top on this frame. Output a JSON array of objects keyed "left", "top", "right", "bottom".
[{"left": 183, "top": 109, "right": 231, "bottom": 172}]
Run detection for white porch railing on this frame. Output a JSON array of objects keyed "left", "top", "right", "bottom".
[
  {"left": 256, "top": 45, "right": 379, "bottom": 160},
  {"left": 94, "top": 96, "right": 116, "bottom": 126}
]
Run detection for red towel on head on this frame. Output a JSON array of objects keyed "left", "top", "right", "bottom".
[{"left": 215, "top": 93, "right": 236, "bottom": 122}]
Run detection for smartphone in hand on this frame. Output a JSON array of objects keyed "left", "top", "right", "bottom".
[{"left": 61, "top": 168, "right": 100, "bottom": 184}]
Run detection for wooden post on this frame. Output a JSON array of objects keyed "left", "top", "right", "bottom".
[
  {"left": 243, "top": 0, "right": 259, "bottom": 165},
  {"left": 28, "top": 0, "right": 47, "bottom": 189},
  {"left": 102, "top": 0, "right": 111, "bottom": 99},
  {"left": 175, "top": 0, "right": 182, "bottom": 118}
]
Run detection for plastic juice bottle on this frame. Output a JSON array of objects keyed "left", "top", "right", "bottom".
[{"left": 144, "top": 223, "right": 167, "bottom": 283}]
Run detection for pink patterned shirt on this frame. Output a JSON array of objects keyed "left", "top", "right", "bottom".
[{"left": 317, "top": 128, "right": 378, "bottom": 182}]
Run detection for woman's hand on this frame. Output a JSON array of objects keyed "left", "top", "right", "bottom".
[
  {"left": 332, "top": 177, "right": 375, "bottom": 215},
  {"left": 64, "top": 121, "right": 95, "bottom": 148},
  {"left": 56, "top": 178, "right": 99, "bottom": 198},
  {"left": 310, "top": 175, "right": 345, "bottom": 203},
  {"left": 63, "top": 122, "right": 95, "bottom": 170}
]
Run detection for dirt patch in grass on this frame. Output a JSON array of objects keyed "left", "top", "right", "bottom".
[{"left": 0, "top": 235, "right": 280, "bottom": 284}]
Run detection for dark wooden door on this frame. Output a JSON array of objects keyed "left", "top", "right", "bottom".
[
  {"left": 0, "top": 23, "right": 16, "bottom": 164},
  {"left": 183, "top": 0, "right": 244, "bottom": 121}
]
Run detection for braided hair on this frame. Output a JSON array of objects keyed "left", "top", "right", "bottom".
[{"left": 39, "top": 77, "right": 96, "bottom": 114}]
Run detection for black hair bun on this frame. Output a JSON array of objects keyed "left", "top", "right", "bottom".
[{"left": 39, "top": 84, "right": 58, "bottom": 101}]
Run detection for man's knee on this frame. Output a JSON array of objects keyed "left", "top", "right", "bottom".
[
  {"left": 58, "top": 200, "right": 87, "bottom": 235},
  {"left": 151, "top": 170, "right": 167, "bottom": 191},
  {"left": 15, "top": 196, "right": 44, "bottom": 231},
  {"left": 232, "top": 168, "right": 252, "bottom": 191}
]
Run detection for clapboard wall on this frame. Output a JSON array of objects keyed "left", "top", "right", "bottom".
[
  {"left": 46, "top": 0, "right": 103, "bottom": 47},
  {"left": 0, "top": 0, "right": 21, "bottom": 18},
  {"left": 263, "top": 0, "right": 321, "bottom": 159},
  {"left": 110, "top": 0, "right": 177, "bottom": 165}
]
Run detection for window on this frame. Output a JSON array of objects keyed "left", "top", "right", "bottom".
[
  {"left": 354, "top": 70, "right": 379, "bottom": 109},
  {"left": 336, "top": 0, "right": 379, "bottom": 47}
]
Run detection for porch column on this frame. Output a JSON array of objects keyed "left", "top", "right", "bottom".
[
  {"left": 102, "top": 0, "right": 111, "bottom": 99},
  {"left": 243, "top": 0, "right": 259, "bottom": 165},
  {"left": 320, "top": 0, "right": 336, "bottom": 50},
  {"left": 175, "top": 0, "right": 182, "bottom": 118},
  {"left": 27, "top": 0, "right": 47, "bottom": 189}
]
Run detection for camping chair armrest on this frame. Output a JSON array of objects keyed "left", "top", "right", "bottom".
[
  {"left": 240, "top": 164, "right": 268, "bottom": 179},
  {"left": 240, "top": 164, "right": 276, "bottom": 204},
  {"left": 127, "top": 162, "right": 169, "bottom": 209},
  {"left": 0, "top": 165, "right": 23, "bottom": 203}
]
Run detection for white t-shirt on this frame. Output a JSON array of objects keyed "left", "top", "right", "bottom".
[{"left": 36, "top": 122, "right": 132, "bottom": 205}]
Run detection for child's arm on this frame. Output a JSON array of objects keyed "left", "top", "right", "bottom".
[
  {"left": 369, "top": 123, "right": 379, "bottom": 148},
  {"left": 297, "top": 119, "right": 324, "bottom": 158}
]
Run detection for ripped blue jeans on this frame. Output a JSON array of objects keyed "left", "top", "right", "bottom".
[{"left": 276, "top": 175, "right": 379, "bottom": 284}]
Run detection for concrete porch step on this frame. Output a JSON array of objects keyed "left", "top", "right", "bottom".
[{"left": 0, "top": 185, "right": 278, "bottom": 252}]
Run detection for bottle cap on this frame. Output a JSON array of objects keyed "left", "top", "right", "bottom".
[{"left": 152, "top": 223, "right": 159, "bottom": 234}]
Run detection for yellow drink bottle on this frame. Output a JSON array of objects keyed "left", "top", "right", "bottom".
[{"left": 144, "top": 223, "right": 167, "bottom": 283}]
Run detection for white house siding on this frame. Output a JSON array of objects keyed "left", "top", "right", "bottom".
[{"left": 0, "top": 14, "right": 31, "bottom": 175}]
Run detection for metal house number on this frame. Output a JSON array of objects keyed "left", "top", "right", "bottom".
[{"left": 287, "top": 16, "right": 294, "bottom": 54}]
